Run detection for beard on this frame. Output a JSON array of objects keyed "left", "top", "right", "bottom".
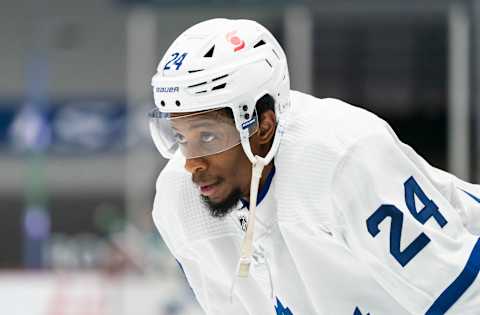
[{"left": 201, "top": 186, "right": 243, "bottom": 218}]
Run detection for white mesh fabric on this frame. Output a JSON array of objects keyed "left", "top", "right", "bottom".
[
  {"left": 274, "top": 91, "right": 389, "bottom": 232},
  {"left": 274, "top": 92, "right": 344, "bottom": 229}
]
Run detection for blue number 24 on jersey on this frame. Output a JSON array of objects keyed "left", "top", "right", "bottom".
[
  {"left": 366, "top": 176, "right": 448, "bottom": 267},
  {"left": 366, "top": 176, "right": 480, "bottom": 314}
]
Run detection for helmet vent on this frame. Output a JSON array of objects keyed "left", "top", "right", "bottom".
[
  {"left": 204, "top": 45, "right": 215, "bottom": 58},
  {"left": 188, "top": 69, "right": 204, "bottom": 73},
  {"left": 188, "top": 81, "right": 207, "bottom": 88},
  {"left": 212, "top": 74, "right": 228, "bottom": 81},
  {"left": 254, "top": 40, "right": 266, "bottom": 48},
  {"left": 265, "top": 59, "right": 272, "bottom": 68},
  {"left": 195, "top": 90, "right": 207, "bottom": 94},
  {"left": 212, "top": 83, "right": 226, "bottom": 91},
  {"left": 272, "top": 49, "right": 280, "bottom": 60}
]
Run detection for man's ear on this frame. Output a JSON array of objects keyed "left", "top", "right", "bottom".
[{"left": 257, "top": 110, "right": 276, "bottom": 145}]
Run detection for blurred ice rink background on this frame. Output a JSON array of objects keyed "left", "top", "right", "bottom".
[{"left": 1, "top": 0, "right": 480, "bottom": 314}]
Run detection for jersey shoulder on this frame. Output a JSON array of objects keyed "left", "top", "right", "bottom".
[
  {"left": 273, "top": 91, "right": 395, "bottom": 229},
  {"left": 289, "top": 90, "right": 389, "bottom": 150}
]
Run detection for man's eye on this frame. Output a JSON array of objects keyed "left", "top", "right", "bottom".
[
  {"left": 201, "top": 132, "right": 216, "bottom": 143},
  {"left": 174, "top": 133, "right": 187, "bottom": 144}
]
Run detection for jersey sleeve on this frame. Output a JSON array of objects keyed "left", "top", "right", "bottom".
[
  {"left": 389, "top": 131, "right": 480, "bottom": 236},
  {"left": 425, "top": 166, "right": 480, "bottom": 236},
  {"left": 331, "top": 128, "right": 480, "bottom": 315}
]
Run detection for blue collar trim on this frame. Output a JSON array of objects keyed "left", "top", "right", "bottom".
[{"left": 240, "top": 165, "right": 276, "bottom": 209}]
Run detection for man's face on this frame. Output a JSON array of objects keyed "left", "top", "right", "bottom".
[
  {"left": 170, "top": 109, "right": 254, "bottom": 217},
  {"left": 187, "top": 144, "right": 252, "bottom": 217}
]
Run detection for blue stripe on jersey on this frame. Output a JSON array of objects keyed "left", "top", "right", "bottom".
[
  {"left": 425, "top": 237, "right": 480, "bottom": 315},
  {"left": 240, "top": 165, "right": 276, "bottom": 209},
  {"left": 461, "top": 189, "right": 480, "bottom": 203},
  {"left": 353, "top": 307, "right": 370, "bottom": 315},
  {"left": 275, "top": 297, "right": 293, "bottom": 315}
]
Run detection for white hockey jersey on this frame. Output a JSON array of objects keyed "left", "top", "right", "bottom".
[{"left": 152, "top": 90, "right": 480, "bottom": 315}]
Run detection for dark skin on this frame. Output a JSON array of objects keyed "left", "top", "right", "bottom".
[{"left": 182, "top": 110, "right": 277, "bottom": 217}]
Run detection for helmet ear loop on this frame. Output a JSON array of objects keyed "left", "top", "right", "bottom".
[{"left": 240, "top": 134, "right": 257, "bottom": 164}]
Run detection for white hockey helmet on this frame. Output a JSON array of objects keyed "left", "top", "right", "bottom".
[{"left": 150, "top": 18, "right": 290, "bottom": 163}]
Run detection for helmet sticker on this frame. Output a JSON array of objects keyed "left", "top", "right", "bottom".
[
  {"left": 226, "top": 31, "right": 245, "bottom": 52},
  {"left": 241, "top": 116, "right": 257, "bottom": 129},
  {"left": 164, "top": 52, "right": 188, "bottom": 70}
]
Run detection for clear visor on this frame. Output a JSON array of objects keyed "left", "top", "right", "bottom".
[{"left": 149, "top": 107, "right": 258, "bottom": 159}]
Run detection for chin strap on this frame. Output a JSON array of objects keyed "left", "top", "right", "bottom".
[
  {"left": 236, "top": 119, "right": 286, "bottom": 275},
  {"left": 237, "top": 158, "right": 266, "bottom": 277},
  {"left": 230, "top": 157, "right": 266, "bottom": 302},
  {"left": 230, "top": 112, "right": 288, "bottom": 301}
]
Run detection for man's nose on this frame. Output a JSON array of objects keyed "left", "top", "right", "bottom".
[{"left": 184, "top": 156, "right": 208, "bottom": 174}]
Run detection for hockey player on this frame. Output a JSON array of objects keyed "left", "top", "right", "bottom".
[{"left": 149, "top": 18, "right": 480, "bottom": 314}]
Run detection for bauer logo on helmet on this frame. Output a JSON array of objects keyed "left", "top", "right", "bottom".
[{"left": 156, "top": 87, "right": 180, "bottom": 93}]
